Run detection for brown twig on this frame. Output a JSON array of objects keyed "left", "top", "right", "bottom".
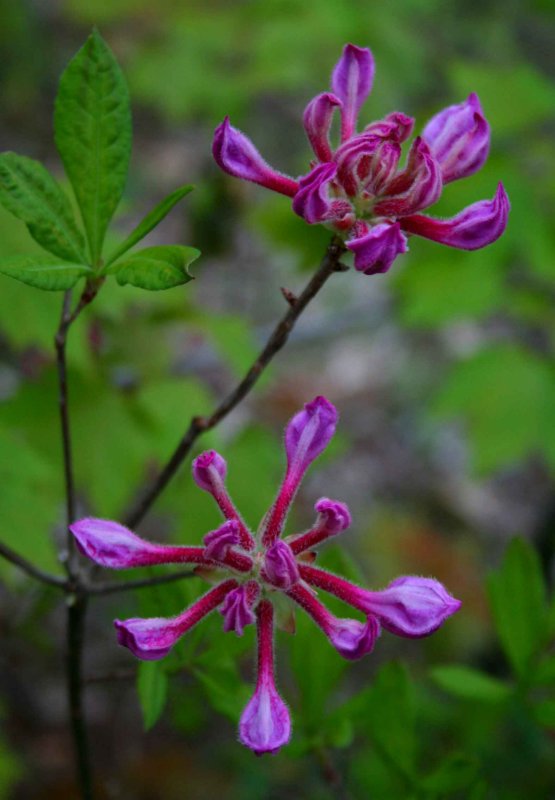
[
  {"left": 0, "top": 542, "right": 66, "bottom": 588},
  {"left": 125, "top": 237, "right": 347, "bottom": 529},
  {"left": 86, "top": 568, "right": 196, "bottom": 596}
]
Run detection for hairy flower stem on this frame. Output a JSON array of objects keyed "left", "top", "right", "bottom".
[{"left": 125, "top": 237, "right": 348, "bottom": 529}]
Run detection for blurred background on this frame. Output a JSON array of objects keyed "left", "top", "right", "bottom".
[{"left": 0, "top": 0, "right": 554, "bottom": 797}]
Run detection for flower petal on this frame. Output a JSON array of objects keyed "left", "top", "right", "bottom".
[
  {"left": 192, "top": 450, "right": 255, "bottom": 550},
  {"left": 364, "top": 111, "right": 415, "bottom": 143},
  {"left": 347, "top": 221, "right": 408, "bottom": 275},
  {"left": 203, "top": 520, "right": 241, "bottom": 561},
  {"left": 264, "top": 541, "right": 300, "bottom": 589},
  {"left": 422, "top": 93, "right": 490, "bottom": 184},
  {"left": 400, "top": 182, "right": 510, "bottom": 250},
  {"left": 331, "top": 44, "right": 375, "bottom": 141},
  {"left": 292, "top": 162, "right": 338, "bottom": 223},
  {"left": 239, "top": 600, "right": 291, "bottom": 755},
  {"left": 115, "top": 580, "right": 238, "bottom": 660},
  {"left": 220, "top": 580, "right": 260, "bottom": 636},
  {"left": 213, "top": 117, "right": 299, "bottom": 197},
  {"left": 375, "top": 137, "right": 443, "bottom": 216},
  {"left": 303, "top": 92, "right": 342, "bottom": 162},
  {"left": 70, "top": 517, "right": 205, "bottom": 569},
  {"left": 363, "top": 576, "right": 462, "bottom": 638},
  {"left": 284, "top": 395, "right": 338, "bottom": 479}
]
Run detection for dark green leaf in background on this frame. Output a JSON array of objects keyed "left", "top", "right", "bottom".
[
  {"left": 0, "top": 254, "right": 92, "bottom": 291},
  {"left": 0, "top": 153, "right": 86, "bottom": 263},
  {"left": 488, "top": 537, "right": 548, "bottom": 679},
  {"left": 430, "top": 665, "right": 513, "bottom": 703},
  {"left": 137, "top": 661, "right": 168, "bottom": 731},
  {"left": 105, "top": 184, "right": 194, "bottom": 267},
  {"left": 109, "top": 244, "right": 200, "bottom": 290},
  {"left": 54, "top": 29, "right": 132, "bottom": 265}
]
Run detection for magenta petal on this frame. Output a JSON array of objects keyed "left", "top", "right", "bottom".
[
  {"left": 364, "top": 111, "right": 415, "bottom": 143},
  {"left": 331, "top": 44, "right": 375, "bottom": 141},
  {"left": 239, "top": 682, "right": 291, "bottom": 756},
  {"left": 422, "top": 93, "right": 490, "bottom": 184},
  {"left": 375, "top": 137, "right": 443, "bottom": 216},
  {"left": 328, "top": 615, "right": 381, "bottom": 660},
  {"left": 220, "top": 581, "right": 259, "bottom": 636},
  {"left": 347, "top": 221, "right": 408, "bottom": 275},
  {"left": 213, "top": 117, "right": 299, "bottom": 197},
  {"left": 192, "top": 450, "right": 227, "bottom": 491},
  {"left": 303, "top": 92, "right": 342, "bottom": 162},
  {"left": 284, "top": 395, "right": 338, "bottom": 477},
  {"left": 115, "top": 580, "right": 238, "bottom": 660},
  {"left": 364, "top": 576, "right": 461, "bottom": 638},
  {"left": 203, "top": 520, "right": 241, "bottom": 561},
  {"left": 69, "top": 517, "right": 201, "bottom": 569},
  {"left": 114, "top": 617, "right": 180, "bottom": 661},
  {"left": 264, "top": 541, "right": 300, "bottom": 589},
  {"left": 400, "top": 182, "right": 510, "bottom": 250},
  {"left": 292, "top": 162, "right": 338, "bottom": 223},
  {"left": 314, "top": 498, "right": 352, "bottom": 534}
]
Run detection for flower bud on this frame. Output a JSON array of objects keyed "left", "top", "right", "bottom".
[
  {"left": 264, "top": 541, "right": 300, "bottom": 589},
  {"left": 347, "top": 221, "right": 408, "bottom": 275},
  {"left": 423, "top": 93, "right": 490, "bottom": 184}
]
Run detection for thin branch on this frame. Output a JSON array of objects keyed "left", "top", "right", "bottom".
[
  {"left": 0, "top": 541, "right": 67, "bottom": 588},
  {"left": 125, "top": 237, "right": 347, "bottom": 529},
  {"left": 54, "top": 278, "right": 102, "bottom": 800},
  {"left": 55, "top": 279, "right": 103, "bottom": 577},
  {"left": 86, "top": 568, "right": 196, "bottom": 596}
]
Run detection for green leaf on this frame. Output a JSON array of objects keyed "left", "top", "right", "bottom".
[
  {"left": 364, "top": 661, "right": 416, "bottom": 776},
  {"left": 532, "top": 698, "right": 555, "bottom": 729},
  {"left": 110, "top": 245, "right": 200, "bottom": 290},
  {"left": 487, "top": 538, "right": 548, "bottom": 679},
  {"left": 421, "top": 753, "right": 480, "bottom": 794},
  {"left": 532, "top": 655, "right": 555, "bottom": 687},
  {"left": 0, "top": 255, "right": 92, "bottom": 291},
  {"left": 0, "top": 153, "right": 86, "bottom": 262},
  {"left": 433, "top": 345, "right": 555, "bottom": 475},
  {"left": 137, "top": 661, "right": 168, "bottom": 731},
  {"left": 430, "top": 665, "right": 513, "bottom": 703},
  {"left": 105, "top": 184, "right": 194, "bottom": 267},
  {"left": 54, "top": 29, "right": 132, "bottom": 264}
]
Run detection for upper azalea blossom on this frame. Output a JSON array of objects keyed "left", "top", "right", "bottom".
[
  {"left": 70, "top": 396, "right": 460, "bottom": 756},
  {"left": 213, "top": 44, "right": 509, "bottom": 276}
]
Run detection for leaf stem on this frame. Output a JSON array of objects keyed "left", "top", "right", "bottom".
[{"left": 125, "top": 237, "right": 347, "bottom": 529}]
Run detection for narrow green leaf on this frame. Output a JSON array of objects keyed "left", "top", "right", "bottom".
[
  {"left": 109, "top": 245, "right": 200, "bottom": 290},
  {"left": 363, "top": 661, "right": 416, "bottom": 776},
  {"left": 422, "top": 753, "right": 480, "bottom": 794},
  {"left": 532, "top": 655, "right": 555, "bottom": 686},
  {"left": 430, "top": 665, "right": 513, "bottom": 703},
  {"left": 0, "top": 255, "right": 92, "bottom": 291},
  {"left": 487, "top": 537, "right": 548, "bottom": 679},
  {"left": 532, "top": 698, "right": 555, "bottom": 728},
  {"left": 0, "top": 153, "right": 86, "bottom": 262},
  {"left": 105, "top": 184, "right": 194, "bottom": 267},
  {"left": 137, "top": 661, "right": 168, "bottom": 731},
  {"left": 54, "top": 29, "right": 132, "bottom": 264}
]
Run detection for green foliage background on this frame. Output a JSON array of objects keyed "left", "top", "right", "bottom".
[{"left": 0, "top": 0, "right": 554, "bottom": 798}]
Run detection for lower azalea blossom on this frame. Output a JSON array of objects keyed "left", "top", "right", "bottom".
[
  {"left": 71, "top": 396, "right": 461, "bottom": 755},
  {"left": 213, "top": 44, "right": 509, "bottom": 276}
]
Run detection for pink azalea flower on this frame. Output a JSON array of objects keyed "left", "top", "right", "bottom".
[
  {"left": 213, "top": 44, "right": 509, "bottom": 275},
  {"left": 71, "top": 396, "right": 460, "bottom": 755}
]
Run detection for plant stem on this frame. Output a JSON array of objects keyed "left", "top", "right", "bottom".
[
  {"left": 54, "top": 280, "right": 102, "bottom": 800},
  {"left": 67, "top": 592, "right": 93, "bottom": 800},
  {"left": 0, "top": 542, "right": 67, "bottom": 588},
  {"left": 125, "top": 237, "right": 347, "bottom": 529},
  {"left": 86, "top": 568, "right": 196, "bottom": 595}
]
